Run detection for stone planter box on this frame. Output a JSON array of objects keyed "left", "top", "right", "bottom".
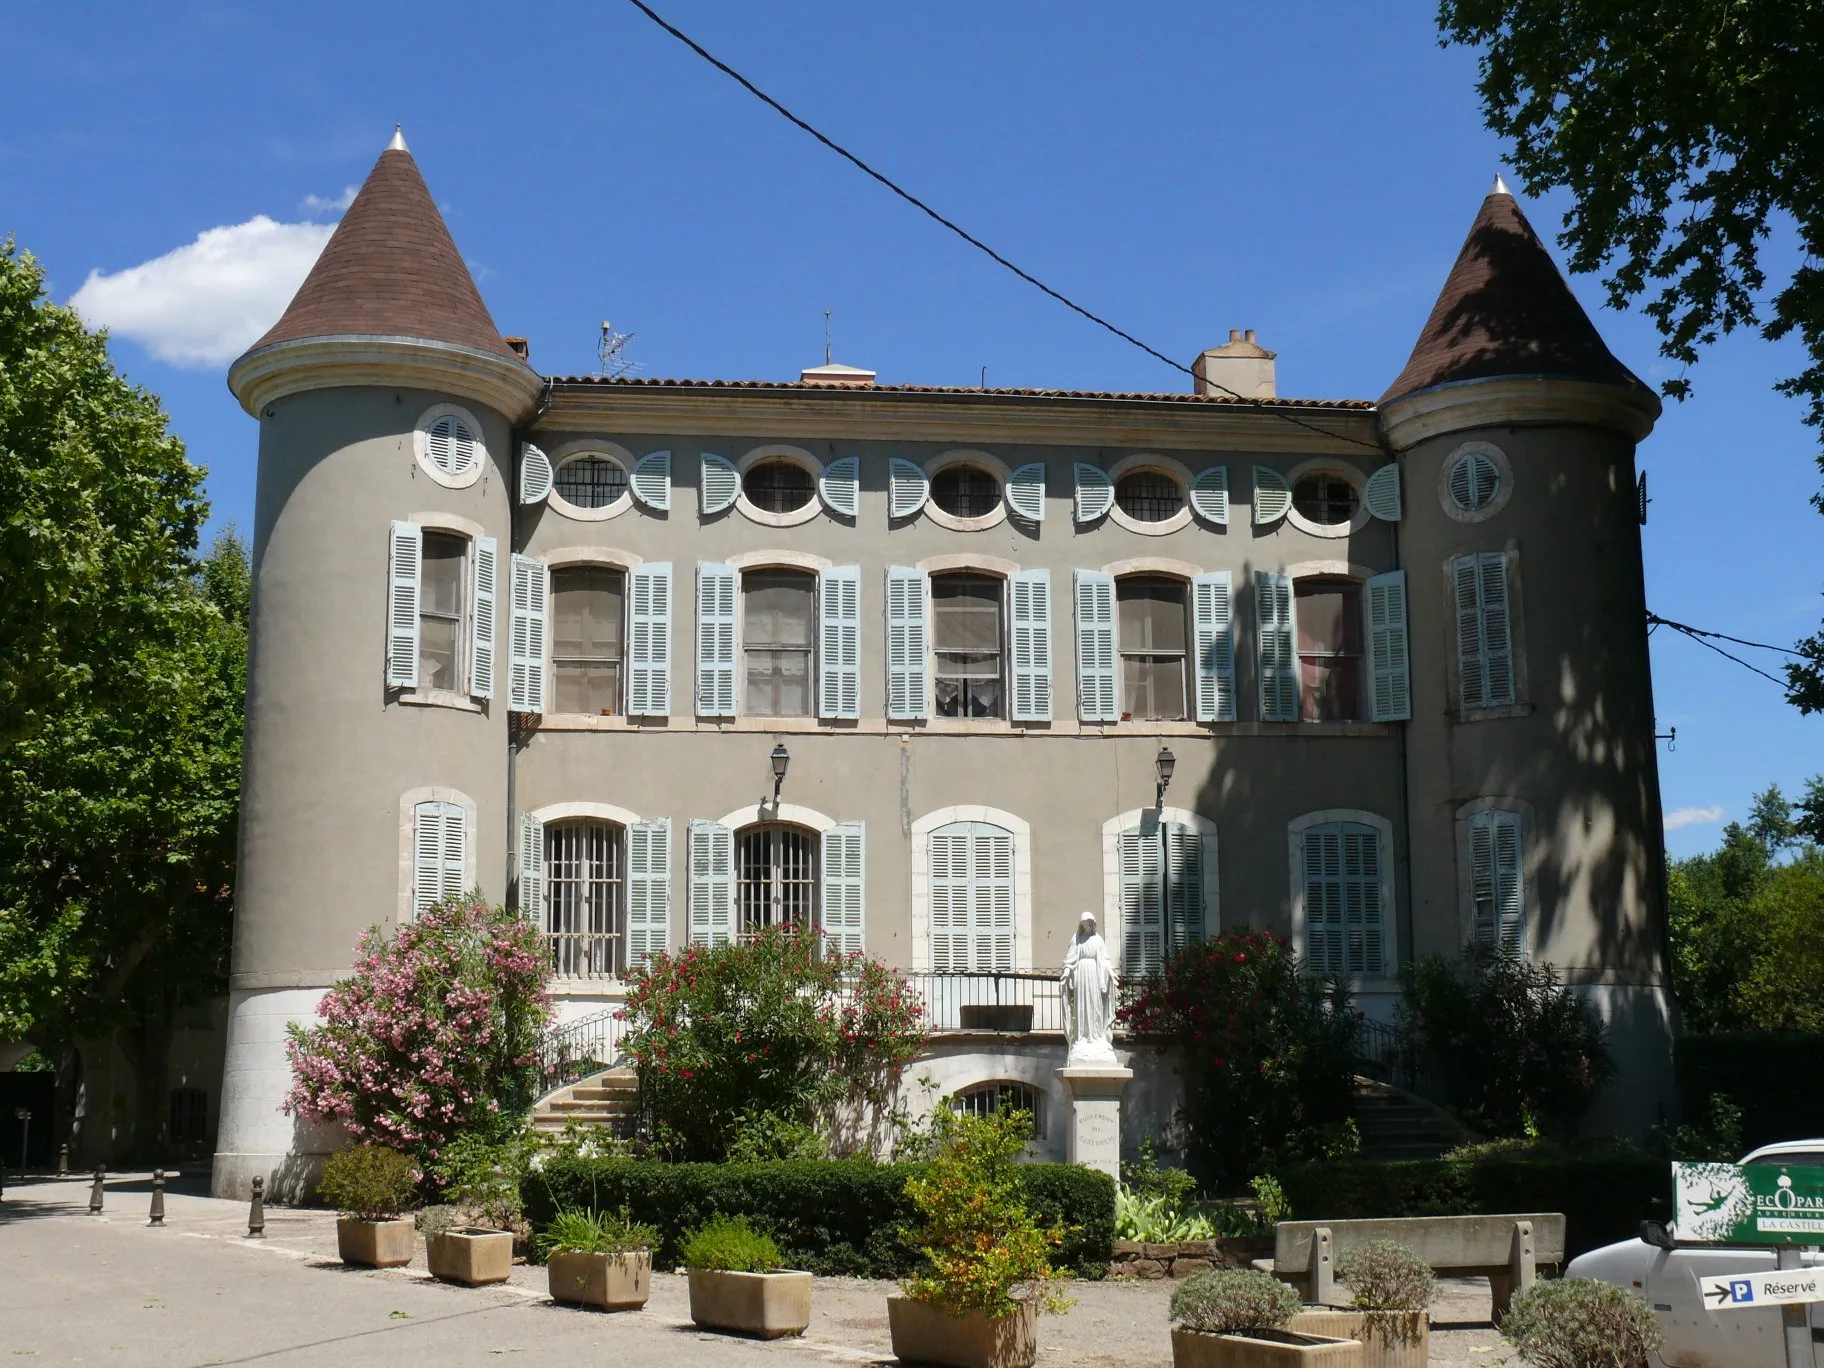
[
  {"left": 336, "top": 1216, "right": 415, "bottom": 1268},
  {"left": 547, "top": 1249, "right": 651, "bottom": 1311},
  {"left": 1288, "top": 1311, "right": 1426, "bottom": 1368},
  {"left": 1171, "top": 1327, "right": 1363, "bottom": 1368},
  {"left": 887, "top": 1294, "right": 1037, "bottom": 1368},
  {"left": 426, "top": 1227, "right": 513, "bottom": 1286},
  {"left": 687, "top": 1268, "right": 813, "bottom": 1339}
]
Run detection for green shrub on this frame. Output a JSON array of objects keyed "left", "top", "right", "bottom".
[
  {"left": 724, "top": 1108, "right": 827, "bottom": 1163},
  {"left": 1678, "top": 1032, "right": 1824, "bottom": 1151},
  {"left": 1116, "top": 1188, "right": 1216, "bottom": 1242},
  {"left": 1169, "top": 1268, "right": 1301, "bottom": 1335},
  {"left": 317, "top": 1145, "right": 419, "bottom": 1220},
  {"left": 1122, "top": 1138, "right": 1198, "bottom": 1206},
  {"left": 1501, "top": 1278, "right": 1662, "bottom": 1367},
  {"left": 534, "top": 1207, "right": 658, "bottom": 1259},
  {"left": 681, "top": 1215, "right": 784, "bottom": 1273},
  {"left": 1336, "top": 1239, "right": 1435, "bottom": 1311}
]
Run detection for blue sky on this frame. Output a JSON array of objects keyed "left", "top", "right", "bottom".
[{"left": 3, "top": 1, "right": 1817, "bottom": 856}]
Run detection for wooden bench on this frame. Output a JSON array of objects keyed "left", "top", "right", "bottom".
[{"left": 1271, "top": 1214, "right": 1566, "bottom": 1317}]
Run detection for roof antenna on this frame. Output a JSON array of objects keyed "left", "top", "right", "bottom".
[
  {"left": 981, "top": 365, "right": 987, "bottom": 389},
  {"left": 597, "top": 320, "right": 640, "bottom": 378},
  {"left": 824, "top": 309, "right": 832, "bottom": 366}
]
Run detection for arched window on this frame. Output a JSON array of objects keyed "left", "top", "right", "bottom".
[
  {"left": 551, "top": 566, "right": 624, "bottom": 715},
  {"left": 953, "top": 1081, "right": 1046, "bottom": 1139},
  {"left": 1467, "top": 808, "right": 1525, "bottom": 953},
  {"left": 743, "top": 569, "right": 817, "bottom": 717},
  {"left": 1295, "top": 577, "right": 1363, "bottom": 721},
  {"left": 1118, "top": 575, "right": 1190, "bottom": 721},
  {"left": 545, "top": 819, "right": 626, "bottom": 978},
  {"left": 929, "top": 821, "right": 1015, "bottom": 972},
  {"left": 736, "top": 822, "right": 819, "bottom": 937},
  {"left": 931, "top": 571, "right": 1004, "bottom": 718},
  {"left": 1295, "top": 818, "right": 1389, "bottom": 976},
  {"left": 1116, "top": 815, "right": 1209, "bottom": 977}
]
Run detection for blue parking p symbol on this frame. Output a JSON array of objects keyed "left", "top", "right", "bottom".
[{"left": 1730, "top": 1280, "right": 1754, "bottom": 1304}]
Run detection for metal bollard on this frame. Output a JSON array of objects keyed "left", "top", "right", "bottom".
[
  {"left": 148, "top": 1169, "right": 165, "bottom": 1227},
  {"left": 58, "top": 1143, "right": 68, "bottom": 1176},
  {"left": 89, "top": 1165, "right": 105, "bottom": 1213},
  {"left": 246, "top": 1175, "right": 265, "bottom": 1239}
]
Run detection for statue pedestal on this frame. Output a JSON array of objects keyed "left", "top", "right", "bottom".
[{"left": 1055, "top": 1065, "right": 1132, "bottom": 1181}]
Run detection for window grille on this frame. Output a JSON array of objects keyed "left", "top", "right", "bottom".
[
  {"left": 545, "top": 819, "right": 625, "bottom": 978},
  {"left": 554, "top": 454, "right": 629, "bottom": 508},
  {"left": 953, "top": 1081, "right": 1045, "bottom": 1138},
  {"left": 1292, "top": 474, "right": 1359, "bottom": 525},
  {"left": 736, "top": 823, "right": 819, "bottom": 937},
  {"left": 169, "top": 1087, "right": 208, "bottom": 1146},
  {"left": 933, "top": 573, "right": 1004, "bottom": 718},
  {"left": 1114, "top": 471, "right": 1183, "bottom": 522},
  {"left": 743, "top": 459, "right": 815, "bottom": 513},
  {"left": 931, "top": 466, "right": 1001, "bottom": 518}
]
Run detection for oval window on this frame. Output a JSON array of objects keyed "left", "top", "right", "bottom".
[
  {"left": 1292, "top": 474, "right": 1358, "bottom": 526},
  {"left": 554, "top": 454, "right": 629, "bottom": 509},
  {"left": 743, "top": 459, "right": 816, "bottom": 513},
  {"left": 1114, "top": 471, "right": 1183, "bottom": 522},
  {"left": 426, "top": 415, "right": 479, "bottom": 478},
  {"left": 1448, "top": 451, "right": 1502, "bottom": 512},
  {"left": 930, "top": 466, "right": 1001, "bottom": 518}
]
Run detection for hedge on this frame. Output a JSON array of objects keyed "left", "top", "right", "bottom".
[
  {"left": 1272, "top": 1157, "right": 1671, "bottom": 1259},
  {"left": 1678, "top": 1033, "right": 1824, "bottom": 1151},
  {"left": 522, "top": 1156, "right": 1114, "bottom": 1278}
]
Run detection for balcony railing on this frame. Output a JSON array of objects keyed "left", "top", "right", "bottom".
[
  {"left": 901, "top": 970, "right": 1066, "bottom": 1034},
  {"left": 536, "top": 1008, "right": 627, "bottom": 1097}
]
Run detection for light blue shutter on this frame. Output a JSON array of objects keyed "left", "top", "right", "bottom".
[
  {"left": 627, "top": 817, "right": 672, "bottom": 967},
  {"left": 509, "top": 554, "right": 550, "bottom": 713},
  {"left": 1253, "top": 466, "right": 1292, "bottom": 524},
  {"left": 1256, "top": 571, "right": 1298, "bottom": 721},
  {"left": 819, "top": 456, "right": 860, "bottom": 517},
  {"left": 886, "top": 566, "right": 929, "bottom": 720},
  {"left": 1119, "top": 823, "right": 1163, "bottom": 977},
  {"left": 1365, "top": 570, "right": 1411, "bottom": 721},
  {"left": 1302, "top": 823, "right": 1384, "bottom": 976},
  {"left": 1009, "top": 570, "right": 1052, "bottom": 722},
  {"left": 1074, "top": 464, "right": 1114, "bottom": 523},
  {"left": 413, "top": 801, "right": 466, "bottom": 915},
  {"left": 821, "top": 822, "right": 865, "bottom": 958},
  {"left": 518, "top": 812, "right": 544, "bottom": 922},
  {"left": 889, "top": 458, "right": 929, "bottom": 519},
  {"left": 1074, "top": 570, "right": 1118, "bottom": 722},
  {"left": 628, "top": 562, "right": 672, "bottom": 717},
  {"left": 695, "top": 562, "right": 737, "bottom": 717},
  {"left": 1006, "top": 463, "right": 1046, "bottom": 522},
  {"left": 1192, "top": 572, "right": 1235, "bottom": 723},
  {"left": 519, "top": 443, "right": 553, "bottom": 505},
  {"left": 1469, "top": 810, "right": 1525, "bottom": 954},
  {"left": 1189, "top": 466, "right": 1230, "bottom": 525},
  {"left": 819, "top": 566, "right": 861, "bottom": 719},
  {"left": 1164, "top": 822, "right": 1205, "bottom": 951},
  {"left": 700, "top": 453, "right": 740, "bottom": 515},
  {"left": 630, "top": 450, "right": 671, "bottom": 510},
  {"left": 469, "top": 536, "right": 498, "bottom": 699},
  {"left": 1454, "top": 552, "right": 1514, "bottom": 709},
  {"left": 1363, "top": 464, "right": 1402, "bottom": 521},
  {"left": 687, "top": 819, "right": 734, "bottom": 946},
  {"left": 386, "top": 520, "right": 422, "bottom": 688}
]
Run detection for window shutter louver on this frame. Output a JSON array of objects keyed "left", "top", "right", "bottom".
[
  {"left": 1365, "top": 570, "right": 1411, "bottom": 721},
  {"left": 1301, "top": 822, "right": 1385, "bottom": 976},
  {"left": 819, "top": 566, "right": 861, "bottom": 719},
  {"left": 1252, "top": 466, "right": 1292, "bottom": 524},
  {"left": 1255, "top": 571, "right": 1298, "bottom": 721},
  {"left": 1006, "top": 463, "right": 1046, "bottom": 522},
  {"left": 1074, "top": 570, "right": 1118, "bottom": 722},
  {"left": 1074, "top": 464, "right": 1114, "bottom": 523},
  {"left": 889, "top": 458, "right": 930, "bottom": 519},
  {"left": 519, "top": 443, "right": 554, "bottom": 505},
  {"left": 387, "top": 520, "right": 422, "bottom": 689},
  {"left": 1009, "top": 569, "right": 1052, "bottom": 722},
  {"left": 509, "top": 554, "right": 550, "bottom": 713},
  {"left": 628, "top": 563, "right": 672, "bottom": 717},
  {"left": 518, "top": 812, "right": 545, "bottom": 921},
  {"left": 428, "top": 416, "right": 477, "bottom": 478},
  {"left": 1119, "top": 825, "right": 1163, "bottom": 977},
  {"left": 412, "top": 801, "right": 466, "bottom": 912},
  {"left": 469, "top": 536, "right": 498, "bottom": 699},
  {"left": 627, "top": 817, "right": 672, "bottom": 967},
  {"left": 978, "top": 827, "right": 1015, "bottom": 971},
  {"left": 1192, "top": 572, "right": 1236, "bottom": 722},
  {"left": 1453, "top": 557, "right": 1486, "bottom": 709},
  {"left": 1454, "top": 552, "right": 1514, "bottom": 710},
  {"left": 886, "top": 567, "right": 930, "bottom": 720},
  {"left": 1189, "top": 466, "right": 1230, "bottom": 525},
  {"left": 821, "top": 822, "right": 865, "bottom": 958},
  {"left": 630, "top": 450, "right": 671, "bottom": 511},
  {"left": 695, "top": 563, "right": 738, "bottom": 717},
  {"left": 687, "top": 819, "right": 734, "bottom": 946},
  {"left": 1165, "top": 822, "right": 1205, "bottom": 951},
  {"left": 700, "top": 453, "right": 741, "bottom": 515},
  {"left": 1469, "top": 809, "right": 1526, "bottom": 953},
  {"left": 819, "top": 455, "right": 860, "bottom": 517},
  {"left": 1449, "top": 451, "right": 1501, "bottom": 512},
  {"left": 1363, "top": 464, "right": 1402, "bottom": 521},
  {"left": 929, "top": 823, "right": 1014, "bottom": 972}
]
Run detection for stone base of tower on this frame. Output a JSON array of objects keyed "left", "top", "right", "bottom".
[
  {"left": 1576, "top": 981, "right": 1677, "bottom": 1136},
  {"left": 210, "top": 986, "right": 342, "bottom": 1200}
]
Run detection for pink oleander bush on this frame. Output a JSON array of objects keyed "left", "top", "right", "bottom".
[{"left": 283, "top": 894, "right": 551, "bottom": 1163}]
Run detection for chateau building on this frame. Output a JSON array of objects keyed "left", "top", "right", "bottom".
[{"left": 211, "top": 133, "right": 1674, "bottom": 1196}]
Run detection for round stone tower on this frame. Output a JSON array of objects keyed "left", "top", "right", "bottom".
[
  {"left": 213, "top": 131, "right": 541, "bottom": 1197},
  {"left": 1380, "top": 178, "right": 1674, "bottom": 1131}
]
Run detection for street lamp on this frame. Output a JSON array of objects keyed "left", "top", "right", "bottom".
[
  {"left": 770, "top": 743, "right": 790, "bottom": 803},
  {"left": 13, "top": 1106, "right": 30, "bottom": 1173},
  {"left": 1155, "top": 745, "right": 1176, "bottom": 806}
]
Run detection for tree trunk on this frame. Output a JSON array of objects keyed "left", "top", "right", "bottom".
[{"left": 118, "top": 1006, "right": 173, "bottom": 1164}]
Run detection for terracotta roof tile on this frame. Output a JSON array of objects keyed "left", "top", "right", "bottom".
[{"left": 548, "top": 375, "right": 1375, "bottom": 410}]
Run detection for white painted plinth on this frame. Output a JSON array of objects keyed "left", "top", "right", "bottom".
[{"left": 1055, "top": 1065, "right": 1132, "bottom": 1181}]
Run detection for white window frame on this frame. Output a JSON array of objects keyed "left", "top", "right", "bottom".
[
  {"left": 1101, "top": 808, "right": 1219, "bottom": 976},
  {"left": 729, "top": 556, "right": 828, "bottom": 721},
  {"left": 1283, "top": 459, "right": 1372, "bottom": 540},
  {"left": 910, "top": 806, "right": 1033, "bottom": 973},
  {"left": 543, "top": 549, "right": 642, "bottom": 719},
  {"left": 413, "top": 403, "right": 487, "bottom": 489},
  {"left": 1287, "top": 809, "right": 1396, "bottom": 981},
  {"left": 1106, "top": 453, "right": 1195, "bottom": 537},
  {"left": 545, "top": 439, "right": 636, "bottom": 522},
  {"left": 396, "top": 512, "right": 489, "bottom": 712},
  {"left": 735, "top": 445, "right": 826, "bottom": 529},
  {"left": 397, "top": 786, "right": 478, "bottom": 924},
  {"left": 923, "top": 450, "right": 1011, "bottom": 533},
  {"left": 1454, "top": 797, "right": 1537, "bottom": 957}
]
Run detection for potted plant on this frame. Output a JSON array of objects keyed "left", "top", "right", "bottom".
[
  {"left": 889, "top": 1108, "right": 1071, "bottom": 1368},
  {"left": 1170, "top": 1269, "right": 1362, "bottom": 1367},
  {"left": 1291, "top": 1240, "right": 1433, "bottom": 1368},
  {"left": 318, "top": 1145, "right": 419, "bottom": 1268},
  {"left": 538, "top": 1207, "right": 658, "bottom": 1312},
  {"left": 423, "top": 1204, "right": 515, "bottom": 1287},
  {"left": 682, "top": 1215, "right": 812, "bottom": 1339},
  {"left": 1499, "top": 1278, "right": 1663, "bottom": 1368}
]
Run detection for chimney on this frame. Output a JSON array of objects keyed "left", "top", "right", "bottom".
[
  {"left": 505, "top": 336, "right": 530, "bottom": 362},
  {"left": 1192, "top": 328, "right": 1276, "bottom": 399},
  {"left": 799, "top": 361, "right": 877, "bottom": 388}
]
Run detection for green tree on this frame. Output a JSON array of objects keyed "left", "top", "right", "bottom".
[
  {"left": 1435, "top": 3, "right": 1824, "bottom": 710},
  {"left": 1733, "top": 851, "right": 1824, "bottom": 1030}
]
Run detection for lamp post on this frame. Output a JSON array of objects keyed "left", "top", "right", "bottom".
[
  {"left": 1154, "top": 746, "right": 1176, "bottom": 807},
  {"left": 770, "top": 742, "right": 790, "bottom": 804},
  {"left": 13, "top": 1106, "right": 29, "bottom": 1173}
]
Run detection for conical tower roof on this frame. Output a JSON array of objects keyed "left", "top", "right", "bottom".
[{"left": 1381, "top": 182, "right": 1645, "bottom": 407}]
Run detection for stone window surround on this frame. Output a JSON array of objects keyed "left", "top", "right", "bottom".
[
  {"left": 1280, "top": 558, "right": 1376, "bottom": 725},
  {"left": 537, "top": 549, "right": 643, "bottom": 724},
  {"left": 396, "top": 511, "right": 488, "bottom": 714},
  {"left": 1441, "top": 543, "right": 1532, "bottom": 721},
  {"left": 1282, "top": 457, "right": 1372, "bottom": 540},
  {"left": 722, "top": 550, "right": 836, "bottom": 723},
  {"left": 1107, "top": 452, "right": 1195, "bottom": 537},
  {"left": 922, "top": 449, "right": 1011, "bottom": 533},
  {"left": 1099, "top": 807, "right": 1221, "bottom": 974},
  {"left": 413, "top": 402, "right": 487, "bottom": 490},
  {"left": 1453, "top": 796, "right": 1538, "bottom": 957},
  {"left": 909, "top": 805, "right": 1033, "bottom": 973},
  {"left": 916, "top": 554, "right": 1021, "bottom": 730},
  {"left": 396, "top": 785, "right": 479, "bottom": 926},
  {"left": 1438, "top": 441, "right": 1515, "bottom": 524},
  {"left": 544, "top": 438, "right": 635, "bottom": 523},
  {"left": 736, "top": 444, "right": 826, "bottom": 528},
  {"left": 1285, "top": 807, "right": 1397, "bottom": 983},
  {"left": 526, "top": 800, "right": 646, "bottom": 996}
]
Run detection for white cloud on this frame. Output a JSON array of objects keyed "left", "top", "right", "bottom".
[
  {"left": 1665, "top": 805, "right": 1726, "bottom": 831},
  {"left": 68, "top": 216, "right": 333, "bottom": 368},
  {"left": 301, "top": 185, "right": 357, "bottom": 215}
]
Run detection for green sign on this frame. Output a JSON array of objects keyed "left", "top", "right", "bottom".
[{"left": 1674, "top": 1162, "right": 1824, "bottom": 1245}]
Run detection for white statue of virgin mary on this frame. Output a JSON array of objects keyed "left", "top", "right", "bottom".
[{"left": 1061, "top": 911, "right": 1118, "bottom": 1065}]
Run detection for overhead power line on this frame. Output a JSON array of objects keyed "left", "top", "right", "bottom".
[
  {"left": 1648, "top": 613, "right": 1794, "bottom": 688},
  {"left": 622, "top": 0, "right": 1385, "bottom": 453}
]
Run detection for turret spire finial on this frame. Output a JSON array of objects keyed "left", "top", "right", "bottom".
[
  {"left": 388, "top": 124, "right": 409, "bottom": 153},
  {"left": 1492, "top": 172, "right": 1511, "bottom": 196}
]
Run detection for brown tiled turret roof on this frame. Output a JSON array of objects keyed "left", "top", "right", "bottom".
[
  {"left": 246, "top": 135, "right": 518, "bottom": 361},
  {"left": 1381, "top": 183, "right": 1644, "bottom": 406}
]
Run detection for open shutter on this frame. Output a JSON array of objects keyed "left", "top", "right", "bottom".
[
  {"left": 687, "top": 819, "right": 734, "bottom": 946},
  {"left": 886, "top": 566, "right": 929, "bottom": 720},
  {"left": 1192, "top": 571, "right": 1236, "bottom": 723},
  {"left": 819, "top": 565, "right": 861, "bottom": 719},
  {"left": 469, "top": 536, "right": 498, "bottom": 699},
  {"left": 700, "top": 453, "right": 740, "bottom": 515},
  {"left": 509, "top": 554, "right": 550, "bottom": 712},
  {"left": 1006, "top": 463, "right": 1046, "bottom": 522},
  {"left": 1365, "top": 570, "right": 1411, "bottom": 721},
  {"left": 630, "top": 450, "right": 671, "bottom": 511},
  {"left": 1363, "top": 464, "right": 1402, "bottom": 521},
  {"left": 519, "top": 443, "right": 553, "bottom": 505},
  {"left": 1074, "top": 464, "right": 1114, "bottom": 523},
  {"left": 518, "top": 812, "right": 544, "bottom": 921},
  {"left": 628, "top": 562, "right": 672, "bottom": 717},
  {"left": 1164, "top": 821, "right": 1206, "bottom": 951},
  {"left": 627, "top": 817, "right": 671, "bottom": 967},
  {"left": 819, "top": 455, "right": 860, "bottom": 517},
  {"left": 1009, "top": 569, "right": 1052, "bottom": 722},
  {"left": 1253, "top": 466, "right": 1292, "bottom": 524},
  {"left": 821, "top": 822, "right": 865, "bottom": 958},
  {"left": 1256, "top": 570, "right": 1298, "bottom": 721},
  {"left": 695, "top": 562, "right": 737, "bottom": 718},
  {"left": 889, "top": 458, "right": 930, "bottom": 519},
  {"left": 386, "top": 520, "right": 422, "bottom": 689},
  {"left": 1119, "top": 823, "right": 1163, "bottom": 978},
  {"left": 1074, "top": 570, "right": 1118, "bottom": 722},
  {"left": 1189, "top": 466, "right": 1230, "bottom": 525}
]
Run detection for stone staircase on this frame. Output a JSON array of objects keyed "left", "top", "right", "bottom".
[
  {"left": 1351, "top": 1075, "right": 1473, "bottom": 1161},
  {"left": 531, "top": 1066, "right": 639, "bottom": 1139}
]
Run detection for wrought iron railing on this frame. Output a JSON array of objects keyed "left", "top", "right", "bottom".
[
  {"left": 1353, "top": 1016, "right": 1444, "bottom": 1102},
  {"left": 536, "top": 1008, "right": 627, "bottom": 1097},
  {"left": 901, "top": 970, "right": 1066, "bottom": 1033}
]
